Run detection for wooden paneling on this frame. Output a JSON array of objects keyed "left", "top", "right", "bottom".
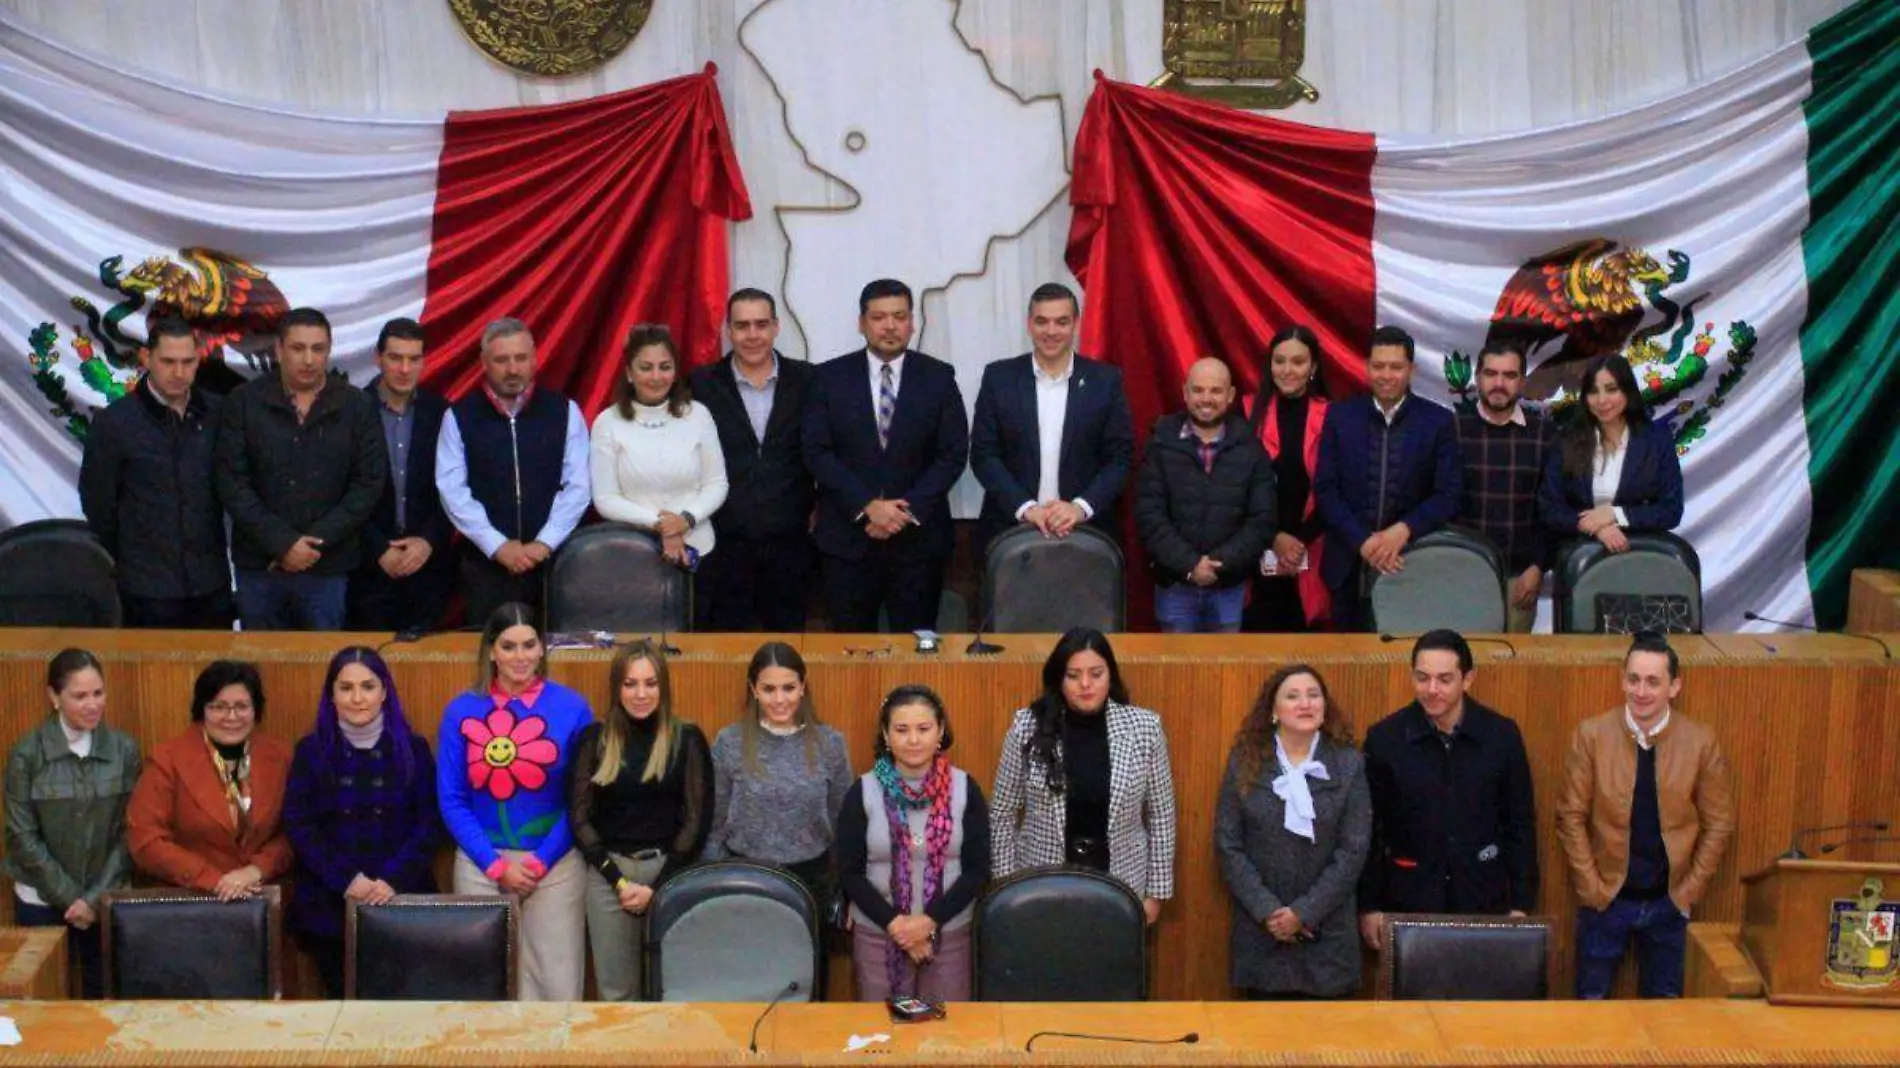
[
  {"left": 2, "top": 630, "right": 1897, "bottom": 1001},
  {"left": 1847, "top": 569, "right": 1900, "bottom": 634}
]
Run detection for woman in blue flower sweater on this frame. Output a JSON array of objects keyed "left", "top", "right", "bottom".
[{"left": 438, "top": 602, "right": 594, "bottom": 1001}]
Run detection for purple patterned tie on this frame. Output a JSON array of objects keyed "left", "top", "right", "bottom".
[{"left": 877, "top": 361, "right": 896, "bottom": 450}]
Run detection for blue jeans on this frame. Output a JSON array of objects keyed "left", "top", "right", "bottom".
[
  {"left": 1154, "top": 583, "right": 1245, "bottom": 633},
  {"left": 15, "top": 899, "right": 103, "bottom": 999},
  {"left": 1574, "top": 894, "right": 1687, "bottom": 999},
  {"left": 235, "top": 569, "right": 348, "bottom": 631}
]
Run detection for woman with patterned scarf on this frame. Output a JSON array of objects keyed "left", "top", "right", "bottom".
[
  {"left": 837, "top": 685, "right": 990, "bottom": 1003},
  {"left": 127, "top": 660, "right": 293, "bottom": 901}
]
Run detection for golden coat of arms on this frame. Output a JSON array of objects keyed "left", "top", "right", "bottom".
[
  {"left": 1154, "top": 0, "right": 1317, "bottom": 109},
  {"left": 446, "top": 0, "right": 653, "bottom": 78},
  {"left": 1823, "top": 878, "right": 1900, "bottom": 992}
]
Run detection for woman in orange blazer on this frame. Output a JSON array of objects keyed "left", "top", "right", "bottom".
[{"left": 127, "top": 660, "right": 293, "bottom": 900}]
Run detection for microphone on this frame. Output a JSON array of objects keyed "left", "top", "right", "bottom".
[
  {"left": 1024, "top": 1030, "right": 1199, "bottom": 1052},
  {"left": 653, "top": 567, "right": 682, "bottom": 657},
  {"left": 1821, "top": 835, "right": 1900, "bottom": 856},
  {"left": 1783, "top": 820, "right": 1890, "bottom": 859},
  {"left": 1744, "top": 610, "right": 1893, "bottom": 660},
  {"left": 748, "top": 979, "right": 800, "bottom": 1053},
  {"left": 378, "top": 622, "right": 482, "bottom": 653},
  {"left": 969, "top": 548, "right": 1033, "bottom": 656},
  {"left": 1378, "top": 632, "right": 1518, "bottom": 657}
]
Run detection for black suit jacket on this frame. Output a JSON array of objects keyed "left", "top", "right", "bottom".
[
  {"left": 802, "top": 349, "right": 969, "bottom": 560},
  {"left": 689, "top": 352, "right": 815, "bottom": 540},
  {"left": 968, "top": 353, "right": 1135, "bottom": 549},
  {"left": 1538, "top": 419, "right": 1685, "bottom": 535},
  {"left": 359, "top": 377, "right": 451, "bottom": 561}
]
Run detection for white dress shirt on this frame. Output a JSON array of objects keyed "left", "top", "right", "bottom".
[
  {"left": 1014, "top": 354, "right": 1096, "bottom": 521},
  {"left": 1592, "top": 434, "right": 1631, "bottom": 527},
  {"left": 436, "top": 392, "right": 593, "bottom": 558},
  {"left": 590, "top": 400, "right": 730, "bottom": 555}
]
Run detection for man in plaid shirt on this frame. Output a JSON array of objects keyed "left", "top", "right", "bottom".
[{"left": 1453, "top": 343, "right": 1554, "bottom": 631}]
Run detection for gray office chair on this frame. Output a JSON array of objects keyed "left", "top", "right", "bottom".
[
  {"left": 981, "top": 523, "right": 1126, "bottom": 633},
  {"left": 546, "top": 523, "right": 690, "bottom": 633},
  {"left": 643, "top": 861, "right": 820, "bottom": 1002},
  {"left": 1370, "top": 527, "right": 1507, "bottom": 635},
  {"left": 0, "top": 519, "right": 122, "bottom": 627},
  {"left": 1555, "top": 531, "right": 1702, "bottom": 634}
]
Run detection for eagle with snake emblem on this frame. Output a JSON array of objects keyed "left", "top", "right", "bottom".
[
  {"left": 1444, "top": 237, "right": 1758, "bottom": 455},
  {"left": 26, "top": 247, "right": 291, "bottom": 440}
]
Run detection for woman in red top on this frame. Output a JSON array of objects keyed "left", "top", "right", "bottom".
[{"left": 1244, "top": 325, "right": 1332, "bottom": 632}]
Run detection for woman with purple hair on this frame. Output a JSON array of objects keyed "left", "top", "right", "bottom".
[{"left": 284, "top": 646, "right": 440, "bottom": 997}]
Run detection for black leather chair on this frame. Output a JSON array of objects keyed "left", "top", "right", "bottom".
[
  {"left": 1370, "top": 526, "right": 1507, "bottom": 635},
  {"left": 1554, "top": 531, "right": 1702, "bottom": 634},
  {"left": 102, "top": 887, "right": 282, "bottom": 999},
  {"left": 345, "top": 895, "right": 517, "bottom": 1000},
  {"left": 545, "top": 523, "right": 690, "bottom": 634},
  {"left": 643, "top": 861, "right": 820, "bottom": 1002},
  {"left": 0, "top": 518, "right": 121, "bottom": 627},
  {"left": 973, "top": 866, "right": 1146, "bottom": 1001},
  {"left": 1376, "top": 913, "right": 1552, "bottom": 1000},
  {"left": 981, "top": 523, "right": 1126, "bottom": 634}
]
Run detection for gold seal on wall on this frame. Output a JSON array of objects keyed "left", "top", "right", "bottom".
[
  {"left": 1153, "top": 0, "right": 1318, "bottom": 109},
  {"left": 446, "top": 0, "right": 653, "bottom": 78}
]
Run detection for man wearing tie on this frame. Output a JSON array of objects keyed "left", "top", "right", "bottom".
[
  {"left": 969, "top": 283, "right": 1135, "bottom": 553},
  {"left": 803, "top": 279, "right": 969, "bottom": 633}
]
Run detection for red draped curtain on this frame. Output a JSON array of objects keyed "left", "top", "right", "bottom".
[
  {"left": 420, "top": 65, "right": 751, "bottom": 416},
  {"left": 1065, "top": 74, "right": 1378, "bottom": 626}
]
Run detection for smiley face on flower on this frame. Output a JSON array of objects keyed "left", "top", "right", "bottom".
[{"left": 462, "top": 709, "right": 558, "bottom": 801}]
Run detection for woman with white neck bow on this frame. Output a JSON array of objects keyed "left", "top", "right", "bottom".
[
  {"left": 284, "top": 646, "right": 439, "bottom": 997},
  {"left": 1214, "top": 664, "right": 1370, "bottom": 999}
]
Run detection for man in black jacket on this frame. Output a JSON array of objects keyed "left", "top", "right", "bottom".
[
  {"left": 215, "top": 307, "right": 386, "bottom": 631},
  {"left": 1358, "top": 629, "right": 1539, "bottom": 949},
  {"left": 79, "top": 315, "right": 231, "bottom": 628},
  {"left": 689, "top": 289, "right": 817, "bottom": 631},
  {"left": 348, "top": 317, "right": 453, "bottom": 633},
  {"left": 1134, "top": 357, "right": 1277, "bottom": 633}
]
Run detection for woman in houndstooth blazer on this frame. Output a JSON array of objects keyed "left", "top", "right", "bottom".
[{"left": 990, "top": 628, "right": 1177, "bottom": 925}]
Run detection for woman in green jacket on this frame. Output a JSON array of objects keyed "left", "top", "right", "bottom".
[{"left": 3, "top": 649, "right": 142, "bottom": 998}]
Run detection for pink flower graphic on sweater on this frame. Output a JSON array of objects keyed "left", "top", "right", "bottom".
[{"left": 462, "top": 709, "right": 558, "bottom": 801}]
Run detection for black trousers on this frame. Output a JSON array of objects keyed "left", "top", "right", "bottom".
[
  {"left": 348, "top": 556, "right": 452, "bottom": 633},
  {"left": 121, "top": 587, "right": 233, "bottom": 630},
  {"left": 299, "top": 932, "right": 345, "bottom": 999},
  {"left": 820, "top": 544, "right": 947, "bottom": 634},
  {"left": 459, "top": 546, "right": 547, "bottom": 625},
  {"left": 694, "top": 531, "right": 814, "bottom": 632},
  {"left": 1242, "top": 575, "right": 1309, "bottom": 633}
]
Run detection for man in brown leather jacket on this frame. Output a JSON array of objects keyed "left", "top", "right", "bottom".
[{"left": 1556, "top": 633, "right": 1736, "bottom": 998}]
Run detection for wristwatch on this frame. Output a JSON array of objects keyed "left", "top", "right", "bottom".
[{"left": 681, "top": 511, "right": 697, "bottom": 529}]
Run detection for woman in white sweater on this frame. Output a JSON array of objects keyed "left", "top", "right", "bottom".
[{"left": 590, "top": 324, "right": 729, "bottom": 566}]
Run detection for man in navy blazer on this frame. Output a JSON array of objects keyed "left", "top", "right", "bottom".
[
  {"left": 690, "top": 289, "right": 818, "bottom": 631},
  {"left": 1314, "top": 325, "right": 1464, "bottom": 630},
  {"left": 349, "top": 318, "right": 453, "bottom": 632},
  {"left": 803, "top": 279, "right": 969, "bottom": 633},
  {"left": 969, "top": 283, "right": 1135, "bottom": 552}
]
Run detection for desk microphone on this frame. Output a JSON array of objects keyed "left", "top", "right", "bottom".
[
  {"left": 969, "top": 549, "right": 1033, "bottom": 656},
  {"left": 1024, "top": 1030, "right": 1199, "bottom": 1052},
  {"left": 1378, "top": 632, "right": 1518, "bottom": 657},
  {"left": 1821, "top": 835, "right": 1900, "bottom": 856},
  {"left": 377, "top": 622, "right": 482, "bottom": 654},
  {"left": 1783, "top": 821, "right": 1890, "bottom": 860},
  {"left": 747, "top": 979, "right": 800, "bottom": 1053},
  {"left": 1743, "top": 610, "right": 1894, "bottom": 660}
]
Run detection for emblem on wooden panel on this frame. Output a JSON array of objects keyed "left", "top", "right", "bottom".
[
  {"left": 1823, "top": 877, "right": 1900, "bottom": 991},
  {"left": 446, "top": 0, "right": 652, "bottom": 77},
  {"left": 1153, "top": 0, "right": 1318, "bottom": 109}
]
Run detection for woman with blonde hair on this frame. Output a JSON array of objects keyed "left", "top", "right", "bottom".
[
  {"left": 567, "top": 639, "right": 712, "bottom": 1000},
  {"left": 703, "top": 642, "right": 852, "bottom": 906},
  {"left": 1215, "top": 664, "right": 1370, "bottom": 999}
]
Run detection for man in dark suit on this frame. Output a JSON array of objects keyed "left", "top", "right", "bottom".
[
  {"left": 348, "top": 317, "right": 453, "bottom": 632},
  {"left": 689, "top": 289, "right": 817, "bottom": 631},
  {"left": 803, "top": 278, "right": 969, "bottom": 633},
  {"left": 969, "top": 282, "right": 1135, "bottom": 554},
  {"left": 1314, "top": 325, "right": 1463, "bottom": 631}
]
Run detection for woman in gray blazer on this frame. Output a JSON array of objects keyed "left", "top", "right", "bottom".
[
  {"left": 991, "top": 628, "right": 1176, "bottom": 925},
  {"left": 1215, "top": 663, "right": 1371, "bottom": 998}
]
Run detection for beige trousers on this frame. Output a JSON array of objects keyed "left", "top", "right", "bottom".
[
  {"left": 453, "top": 848, "right": 587, "bottom": 1001},
  {"left": 582, "top": 851, "right": 667, "bottom": 1001}
]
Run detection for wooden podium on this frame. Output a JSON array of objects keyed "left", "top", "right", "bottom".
[{"left": 1741, "top": 858, "right": 1900, "bottom": 1007}]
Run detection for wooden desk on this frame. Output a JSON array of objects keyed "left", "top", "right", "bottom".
[
  {"left": 3, "top": 630, "right": 1898, "bottom": 1001},
  {"left": 4, "top": 1000, "right": 1900, "bottom": 1066}
]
